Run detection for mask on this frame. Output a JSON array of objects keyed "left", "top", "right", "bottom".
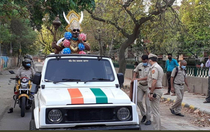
[
  {"left": 142, "top": 63, "right": 148, "bottom": 66},
  {"left": 26, "top": 63, "right": 31, "bottom": 67},
  {"left": 181, "top": 66, "right": 186, "bottom": 69},
  {"left": 168, "top": 57, "right": 172, "bottom": 60}
]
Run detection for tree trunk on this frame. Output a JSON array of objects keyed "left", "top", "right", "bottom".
[{"left": 118, "top": 36, "right": 137, "bottom": 75}]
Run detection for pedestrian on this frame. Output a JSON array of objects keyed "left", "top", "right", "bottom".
[
  {"left": 164, "top": 53, "right": 179, "bottom": 96},
  {"left": 204, "top": 55, "right": 210, "bottom": 103},
  {"left": 147, "top": 53, "right": 164, "bottom": 130},
  {"left": 170, "top": 60, "right": 190, "bottom": 116},
  {"left": 132, "top": 55, "right": 151, "bottom": 125}
]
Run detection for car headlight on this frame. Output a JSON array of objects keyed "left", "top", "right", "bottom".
[
  {"left": 117, "top": 107, "right": 131, "bottom": 121},
  {"left": 48, "top": 109, "right": 63, "bottom": 123}
]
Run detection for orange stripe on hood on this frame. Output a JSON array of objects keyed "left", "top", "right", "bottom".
[{"left": 68, "top": 88, "right": 84, "bottom": 104}]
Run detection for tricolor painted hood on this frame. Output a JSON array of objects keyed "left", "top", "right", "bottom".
[{"left": 39, "top": 88, "right": 131, "bottom": 106}]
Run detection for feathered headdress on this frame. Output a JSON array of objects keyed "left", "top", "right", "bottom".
[{"left": 63, "top": 10, "right": 83, "bottom": 32}]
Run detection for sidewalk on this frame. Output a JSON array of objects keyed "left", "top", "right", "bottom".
[{"left": 123, "top": 77, "right": 210, "bottom": 115}]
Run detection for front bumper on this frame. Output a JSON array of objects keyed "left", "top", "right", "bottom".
[{"left": 39, "top": 124, "right": 141, "bottom": 130}]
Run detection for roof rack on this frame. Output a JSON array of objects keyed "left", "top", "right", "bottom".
[{"left": 46, "top": 54, "right": 110, "bottom": 59}]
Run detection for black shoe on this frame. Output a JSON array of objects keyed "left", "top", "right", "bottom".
[
  {"left": 141, "top": 115, "right": 146, "bottom": 123},
  {"left": 8, "top": 108, "right": 13, "bottom": 113},
  {"left": 175, "top": 113, "right": 184, "bottom": 117},
  {"left": 203, "top": 101, "right": 210, "bottom": 103},
  {"left": 169, "top": 108, "right": 175, "bottom": 115},
  {"left": 145, "top": 120, "right": 151, "bottom": 125}
]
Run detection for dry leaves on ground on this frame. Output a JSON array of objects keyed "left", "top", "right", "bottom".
[{"left": 122, "top": 87, "right": 210, "bottom": 127}]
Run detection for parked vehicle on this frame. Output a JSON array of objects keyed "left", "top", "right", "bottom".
[{"left": 30, "top": 54, "right": 140, "bottom": 130}]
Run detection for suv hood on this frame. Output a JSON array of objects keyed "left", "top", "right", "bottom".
[{"left": 40, "top": 87, "right": 131, "bottom": 106}]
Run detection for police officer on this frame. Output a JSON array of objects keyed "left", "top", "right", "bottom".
[
  {"left": 132, "top": 55, "right": 151, "bottom": 125},
  {"left": 147, "top": 53, "right": 164, "bottom": 130},
  {"left": 16, "top": 58, "right": 35, "bottom": 79},
  {"left": 170, "top": 60, "right": 190, "bottom": 117}
]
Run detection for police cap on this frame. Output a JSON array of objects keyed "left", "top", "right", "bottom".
[{"left": 148, "top": 53, "right": 158, "bottom": 59}]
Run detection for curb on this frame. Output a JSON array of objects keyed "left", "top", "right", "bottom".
[
  {"left": 160, "top": 96, "right": 210, "bottom": 116},
  {"left": 160, "top": 96, "right": 198, "bottom": 111}
]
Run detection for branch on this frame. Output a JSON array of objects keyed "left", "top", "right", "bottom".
[
  {"left": 86, "top": 9, "right": 130, "bottom": 38},
  {"left": 138, "top": 0, "right": 175, "bottom": 25},
  {"left": 40, "top": 32, "right": 46, "bottom": 44},
  {"left": 46, "top": 26, "right": 54, "bottom": 36},
  {"left": 122, "top": 1, "right": 137, "bottom": 23},
  {"left": 123, "top": 0, "right": 134, "bottom": 8}
]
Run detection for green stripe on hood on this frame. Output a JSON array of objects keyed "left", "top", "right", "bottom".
[{"left": 90, "top": 88, "right": 108, "bottom": 104}]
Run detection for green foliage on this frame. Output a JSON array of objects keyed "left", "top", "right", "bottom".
[
  {"left": 178, "top": 0, "right": 210, "bottom": 57},
  {"left": 13, "top": 0, "right": 95, "bottom": 30},
  {"left": 35, "top": 25, "right": 54, "bottom": 55}
]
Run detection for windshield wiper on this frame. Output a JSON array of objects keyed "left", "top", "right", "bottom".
[
  {"left": 84, "top": 78, "right": 110, "bottom": 83},
  {"left": 62, "top": 79, "right": 81, "bottom": 81},
  {"left": 45, "top": 79, "right": 81, "bottom": 84}
]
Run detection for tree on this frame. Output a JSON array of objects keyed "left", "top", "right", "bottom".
[
  {"left": 82, "top": 11, "right": 123, "bottom": 57},
  {"left": 13, "top": 0, "right": 95, "bottom": 31},
  {"left": 178, "top": 0, "right": 210, "bottom": 57},
  {"left": 143, "top": 6, "right": 182, "bottom": 55},
  {"left": 87, "top": 0, "right": 176, "bottom": 74},
  {"left": 0, "top": 0, "right": 38, "bottom": 58}
]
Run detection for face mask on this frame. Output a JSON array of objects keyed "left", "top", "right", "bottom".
[
  {"left": 26, "top": 63, "right": 31, "bottom": 67},
  {"left": 142, "top": 63, "right": 148, "bottom": 66},
  {"left": 181, "top": 66, "right": 186, "bottom": 69},
  {"left": 168, "top": 57, "right": 172, "bottom": 60}
]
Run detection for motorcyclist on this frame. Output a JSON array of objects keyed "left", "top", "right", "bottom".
[
  {"left": 16, "top": 58, "right": 35, "bottom": 80},
  {"left": 23, "top": 54, "right": 37, "bottom": 71},
  {"left": 8, "top": 58, "right": 35, "bottom": 113}
]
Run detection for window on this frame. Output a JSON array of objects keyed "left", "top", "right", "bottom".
[{"left": 45, "top": 58, "right": 115, "bottom": 82}]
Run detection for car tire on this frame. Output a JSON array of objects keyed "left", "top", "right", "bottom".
[{"left": 29, "top": 120, "right": 37, "bottom": 130}]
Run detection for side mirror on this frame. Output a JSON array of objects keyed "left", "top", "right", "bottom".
[
  {"left": 117, "top": 73, "right": 124, "bottom": 88},
  {"left": 31, "top": 84, "right": 39, "bottom": 94},
  {"left": 33, "top": 72, "right": 41, "bottom": 85},
  {"left": 9, "top": 70, "right": 15, "bottom": 74}
]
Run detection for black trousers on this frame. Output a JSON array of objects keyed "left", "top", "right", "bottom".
[
  {"left": 206, "top": 77, "right": 210, "bottom": 102},
  {"left": 167, "top": 72, "right": 172, "bottom": 93}
]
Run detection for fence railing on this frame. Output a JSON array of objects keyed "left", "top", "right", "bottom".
[
  {"left": 113, "top": 61, "right": 209, "bottom": 78},
  {"left": 186, "top": 67, "right": 209, "bottom": 78}
]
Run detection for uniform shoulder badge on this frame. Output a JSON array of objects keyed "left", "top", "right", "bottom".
[{"left": 152, "top": 70, "right": 155, "bottom": 74}]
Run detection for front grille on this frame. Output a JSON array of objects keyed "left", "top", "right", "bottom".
[
  {"left": 65, "top": 108, "right": 115, "bottom": 122},
  {"left": 46, "top": 106, "right": 132, "bottom": 124}
]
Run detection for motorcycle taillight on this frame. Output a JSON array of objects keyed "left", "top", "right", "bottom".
[{"left": 14, "top": 91, "right": 18, "bottom": 95}]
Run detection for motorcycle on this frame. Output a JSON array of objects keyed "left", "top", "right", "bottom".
[{"left": 10, "top": 76, "right": 34, "bottom": 117}]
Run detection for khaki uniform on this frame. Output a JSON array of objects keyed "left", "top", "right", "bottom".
[
  {"left": 148, "top": 61, "right": 164, "bottom": 130},
  {"left": 170, "top": 67, "right": 186, "bottom": 114},
  {"left": 16, "top": 67, "right": 35, "bottom": 79},
  {"left": 134, "top": 63, "right": 151, "bottom": 122}
]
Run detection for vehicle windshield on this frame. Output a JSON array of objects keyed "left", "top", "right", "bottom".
[{"left": 44, "top": 58, "right": 115, "bottom": 82}]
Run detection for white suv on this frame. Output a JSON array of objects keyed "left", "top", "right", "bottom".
[{"left": 30, "top": 54, "right": 140, "bottom": 130}]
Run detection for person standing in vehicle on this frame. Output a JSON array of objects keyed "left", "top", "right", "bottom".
[
  {"left": 132, "top": 55, "right": 151, "bottom": 125},
  {"left": 164, "top": 53, "right": 179, "bottom": 96},
  {"left": 170, "top": 60, "right": 190, "bottom": 117},
  {"left": 147, "top": 53, "right": 164, "bottom": 130}
]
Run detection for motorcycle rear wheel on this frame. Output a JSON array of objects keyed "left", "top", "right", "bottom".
[{"left": 20, "top": 96, "right": 26, "bottom": 117}]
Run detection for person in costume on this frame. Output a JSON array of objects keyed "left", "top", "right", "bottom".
[{"left": 52, "top": 10, "right": 90, "bottom": 54}]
